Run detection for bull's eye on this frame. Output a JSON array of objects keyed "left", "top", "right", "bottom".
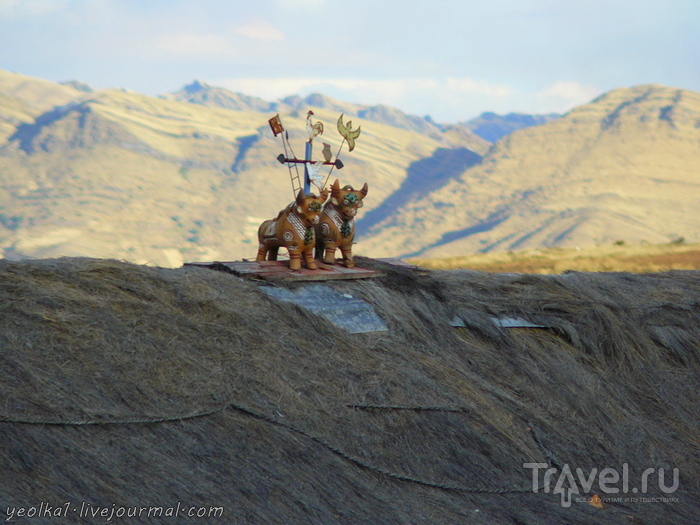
[{"left": 344, "top": 194, "right": 359, "bottom": 206}]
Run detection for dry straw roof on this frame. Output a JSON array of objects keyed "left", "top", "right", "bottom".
[{"left": 1, "top": 256, "right": 699, "bottom": 524}]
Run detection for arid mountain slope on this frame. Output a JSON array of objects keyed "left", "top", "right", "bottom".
[
  {"left": 162, "top": 80, "right": 275, "bottom": 112},
  {"left": 462, "top": 111, "right": 561, "bottom": 142},
  {"left": 2, "top": 74, "right": 698, "bottom": 265},
  {"left": 170, "top": 83, "right": 490, "bottom": 154},
  {"left": 359, "top": 85, "right": 700, "bottom": 258},
  {"left": 0, "top": 70, "right": 83, "bottom": 142},
  {"left": 0, "top": 73, "right": 484, "bottom": 266}
]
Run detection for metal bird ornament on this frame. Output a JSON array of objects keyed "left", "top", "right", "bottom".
[
  {"left": 337, "top": 114, "right": 361, "bottom": 151},
  {"left": 306, "top": 110, "right": 324, "bottom": 142}
]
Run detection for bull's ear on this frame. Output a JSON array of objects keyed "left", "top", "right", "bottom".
[
  {"left": 360, "top": 182, "right": 368, "bottom": 197},
  {"left": 296, "top": 188, "right": 306, "bottom": 205}
]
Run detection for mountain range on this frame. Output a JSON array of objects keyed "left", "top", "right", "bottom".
[
  {"left": 0, "top": 70, "right": 698, "bottom": 266},
  {"left": 460, "top": 111, "right": 561, "bottom": 143},
  {"left": 359, "top": 84, "right": 700, "bottom": 258}
]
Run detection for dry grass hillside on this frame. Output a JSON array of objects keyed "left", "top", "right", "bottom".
[
  {"left": 1, "top": 257, "right": 699, "bottom": 523},
  {"left": 359, "top": 84, "right": 700, "bottom": 259},
  {"left": 0, "top": 70, "right": 83, "bottom": 142},
  {"left": 2, "top": 73, "right": 698, "bottom": 267},
  {"left": 461, "top": 112, "right": 561, "bottom": 143},
  {"left": 0, "top": 71, "right": 485, "bottom": 267},
  {"left": 412, "top": 241, "right": 700, "bottom": 274},
  {"left": 162, "top": 80, "right": 275, "bottom": 112}
]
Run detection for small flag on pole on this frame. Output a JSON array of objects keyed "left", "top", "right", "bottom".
[{"left": 268, "top": 114, "right": 284, "bottom": 136}]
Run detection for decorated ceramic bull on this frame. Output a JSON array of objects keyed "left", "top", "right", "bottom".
[
  {"left": 257, "top": 188, "right": 329, "bottom": 270},
  {"left": 315, "top": 179, "right": 368, "bottom": 268}
]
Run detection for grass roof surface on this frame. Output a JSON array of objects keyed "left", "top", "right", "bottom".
[{"left": 1, "top": 257, "right": 698, "bottom": 524}]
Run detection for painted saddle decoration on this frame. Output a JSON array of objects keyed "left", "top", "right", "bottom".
[
  {"left": 257, "top": 188, "right": 329, "bottom": 270},
  {"left": 315, "top": 179, "right": 368, "bottom": 268}
]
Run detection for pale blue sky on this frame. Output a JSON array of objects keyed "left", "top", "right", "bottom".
[{"left": 1, "top": 0, "right": 697, "bottom": 121}]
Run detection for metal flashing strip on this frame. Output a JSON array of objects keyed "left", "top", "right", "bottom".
[
  {"left": 262, "top": 284, "right": 389, "bottom": 334},
  {"left": 450, "top": 315, "right": 547, "bottom": 329},
  {"left": 491, "top": 316, "right": 547, "bottom": 329}
]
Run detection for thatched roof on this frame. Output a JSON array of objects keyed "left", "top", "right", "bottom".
[{"left": 1, "top": 257, "right": 698, "bottom": 524}]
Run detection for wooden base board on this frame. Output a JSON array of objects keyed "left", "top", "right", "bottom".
[{"left": 184, "top": 259, "right": 383, "bottom": 282}]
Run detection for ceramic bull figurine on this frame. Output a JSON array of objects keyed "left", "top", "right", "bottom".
[
  {"left": 315, "top": 179, "right": 368, "bottom": 268},
  {"left": 257, "top": 188, "right": 329, "bottom": 270}
]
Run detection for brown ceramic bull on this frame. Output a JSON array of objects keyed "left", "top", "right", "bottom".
[
  {"left": 257, "top": 188, "right": 329, "bottom": 270},
  {"left": 315, "top": 179, "right": 368, "bottom": 268}
]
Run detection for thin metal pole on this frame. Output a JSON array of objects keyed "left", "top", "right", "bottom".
[{"left": 304, "top": 141, "right": 312, "bottom": 194}]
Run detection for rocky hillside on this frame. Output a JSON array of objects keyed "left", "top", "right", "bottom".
[
  {"left": 0, "top": 71, "right": 486, "bottom": 267},
  {"left": 0, "top": 70, "right": 84, "bottom": 142},
  {"left": 359, "top": 84, "right": 700, "bottom": 258},
  {"left": 162, "top": 80, "right": 276, "bottom": 112},
  {"left": 171, "top": 82, "right": 489, "bottom": 150}
]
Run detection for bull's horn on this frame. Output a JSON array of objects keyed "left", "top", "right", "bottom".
[
  {"left": 331, "top": 178, "right": 341, "bottom": 197},
  {"left": 360, "top": 182, "right": 368, "bottom": 196}
]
